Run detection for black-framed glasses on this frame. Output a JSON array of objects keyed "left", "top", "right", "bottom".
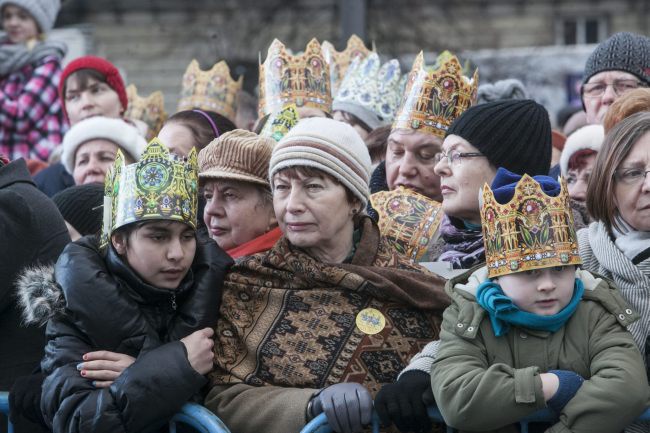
[
  {"left": 615, "top": 167, "right": 650, "bottom": 185},
  {"left": 434, "top": 151, "right": 486, "bottom": 166},
  {"left": 581, "top": 79, "right": 647, "bottom": 98}
]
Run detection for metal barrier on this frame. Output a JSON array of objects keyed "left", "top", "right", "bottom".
[{"left": 0, "top": 391, "right": 231, "bottom": 433}]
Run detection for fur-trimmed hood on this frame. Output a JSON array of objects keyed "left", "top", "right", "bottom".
[{"left": 16, "top": 264, "right": 64, "bottom": 327}]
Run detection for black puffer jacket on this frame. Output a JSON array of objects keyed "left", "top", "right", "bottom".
[{"left": 17, "top": 232, "right": 233, "bottom": 433}]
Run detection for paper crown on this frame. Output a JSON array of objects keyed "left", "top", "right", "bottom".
[
  {"left": 100, "top": 139, "right": 198, "bottom": 248},
  {"left": 393, "top": 51, "right": 478, "bottom": 137},
  {"left": 260, "top": 103, "right": 300, "bottom": 142},
  {"left": 258, "top": 38, "right": 332, "bottom": 117},
  {"left": 178, "top": 59, "right": 243, "bottom": 122},
  {"left": 125, "top": 85, "right": 168, "bottom": 141},
  {"left": 481, "top": 174, "right": 581, "bottom": 278},
  {"left": 322, "top": 35, "right": 372, "bottom": 94},
  {"left": 334, "top": 53, "right": 403, "bottom": 126},
  {"left": 370, "top": 187, "right": 443, "bottom": 262}
]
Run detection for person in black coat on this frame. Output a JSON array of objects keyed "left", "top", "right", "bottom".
[{"left": 0, "top": 156, "right": 70, "bottom": 433}]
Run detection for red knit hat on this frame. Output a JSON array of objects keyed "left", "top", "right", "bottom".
[{"left": 58, "top": 56, "right": 128, "bottom": 120}]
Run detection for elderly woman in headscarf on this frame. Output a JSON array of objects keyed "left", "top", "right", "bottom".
[{"left": 205, "top": 118, "right": 449, "bottom": 433}]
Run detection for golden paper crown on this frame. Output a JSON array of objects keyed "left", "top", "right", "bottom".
[
  {"left": 393, "top": 51, "right": 478, "bottom": 137},
  {"left": 178, "top": 59, "right": 243, "bottom": 122},
  {"left": 258, "top": 38, "right": 332, "bottom": 117},
  {"left": 370, "top": 187, "right": 443, "bottom": 262},
  {"left": 322, "top": 35, "right": 372, "bottom": 94},
  {"left": 125, "top": 85, "right": 167, "bottom": 141},
  {"left": 481, "top": 174, "right": 581, "bottom": 278},
  {"left": 259, "top": 103, "right": 300, "bottom": 142},
  {"left": 100, "top": 138, "right": 198, "bottom": 248}
]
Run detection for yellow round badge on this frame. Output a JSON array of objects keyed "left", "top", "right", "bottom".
[{"left": 356, "top": 308, "right": 386, "bottom": 335}]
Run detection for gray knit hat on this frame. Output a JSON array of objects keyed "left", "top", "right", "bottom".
[
  {"left": 583, "top": 32, "right": 650, "bottom": 85},
  {"left": 0, "top": 0, "right": 60, "bottom": 33}
]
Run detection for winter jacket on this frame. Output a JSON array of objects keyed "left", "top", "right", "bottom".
[
  {"left": 18, "top": 234, "right": 233, "bottom": 433},
  {"left": 431, "top": 266, "right": 648, "bottom": 433},
  {"left": 33, "top": 162, "right": 74, "bottom": 198}
]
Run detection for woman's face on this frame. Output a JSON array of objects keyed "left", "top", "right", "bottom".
[
  {"left": 65, "top": 76, "right": 123, "bottom": 125},
  {"left": 614, "top": 131, "right": 650, "bottom": 231},
  {"left": 72, "top": 139, "right": 119, "bottom": 185},
  {"left": 272, "top": 170, "right": 358, "bottom": 260},
  {"left": 158, "top": 122, "right": 196, "bottom": 157},
  {"left": 333, "top": 110, "right": 370, "bottom": 140},
  {"left": 112, "top": 221, "right": 196, "bottom": 290},
  {"left": 203, "top": 179, "right": 275, "bottom": 251},
  {"left": 2, "top": 4, "right": 38, "bottom": 44},
  {"left": 567, "top": 153, "right": 598, "bottom": 202},
  {"left": 434, "top": 135, "right": 497, "bottom": 224}
]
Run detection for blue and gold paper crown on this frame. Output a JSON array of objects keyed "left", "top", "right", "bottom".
[
  {"left": 100, "top": 138, "right": 198, "bottom": 248},
  {"left": 333, "top": 53, "right": 403, "bottom": 126},
  {"left": 481, "top": 174, "right": 581, "bottom": 278},
  {"left": 393, "top": 51, "right": 478, "bottom": 137}
]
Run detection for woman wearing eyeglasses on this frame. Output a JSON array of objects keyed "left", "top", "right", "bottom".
[{"left": 581, "top": 32, "right": 650, "bottom": 125}]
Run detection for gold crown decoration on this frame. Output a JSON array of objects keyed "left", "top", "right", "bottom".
[
  {"left": 258, "top": 38, "right": 332, "bottom": 117},
  {"left": 481, "top": 174, "right": 582, "bottom": 278},
  {"left": 178, "top": 59, "right": 243, "bottom": 122},
  {"left": 100, "top": 138, "right": 198, "bottom": 248},
  {"left": 322, "top": 35, "right": 372, "bottom": 94},
  {"left": 260, "top": 103, "right": 300, "bottom": 142},
  {"left": 125, "top": 85, "right": 168, "bottom": 141},
  {"left": 393, "top": 51, "right": 479, "bottom": 137},
  {"left": 370, "top": 187, "right": 444, "bottom": 262}
]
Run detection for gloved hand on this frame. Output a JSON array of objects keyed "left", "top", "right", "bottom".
[
  {"left": 9, "top": 373, "right": 46, "bottom": 427},
  {"left": 308, "top": 382, "right": 373, "bottom": 433},
  {"left": 375, "top": 370, "right": 433, "bottom": 432},
  {"left": 546, "top": 370, "right": 585, "bottom": 415}
]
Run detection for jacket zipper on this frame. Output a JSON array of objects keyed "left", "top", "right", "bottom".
[{"left": 170, "top": 294, "right": 177, "bottom": 311}]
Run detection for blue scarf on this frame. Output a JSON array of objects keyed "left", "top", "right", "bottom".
[{"left": 476, "top": 278, "right": 584, "bottom": 337}]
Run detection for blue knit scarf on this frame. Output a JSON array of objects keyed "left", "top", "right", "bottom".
[{"left": 476, "top": 278, "right": 584, "bottom": 337}]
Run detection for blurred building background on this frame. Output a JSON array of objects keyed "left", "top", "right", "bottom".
[{"left": 52, "top": 0, "right": 650, "bottom": 123}]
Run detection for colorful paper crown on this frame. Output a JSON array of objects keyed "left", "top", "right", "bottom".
[
  {"left": 393, "top": 51, "right": 478, "bottom": 137},
  {"left": 259, "top": 38, "right": 332, "bottom": 117},
  {"left": 101, "top": 139, "right": 198, "bottom": 248},
  {"left": 481, "top": 175, "right": 581, "bottom": 278},
  {"left": 334, "top": 53, "right": 403, "bottom": 125},
  {"left": 125, "top": 84, "right": 167, "bottom": 141},
  {"left": 178, "top": 59, "right": 243, "bottom": 122},
  {"left": 370, "top": 187, "right": 443, "bottom": 262},
  {"left": 260, "top": 103, "right": 300, "bottom": 142},
  {"left": 322, "top": 35, "right": 372, "bottom": 94}
]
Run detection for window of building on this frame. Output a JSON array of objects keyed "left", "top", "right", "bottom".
[{"left": 556, "top": 17, "right": 607, "bottom": 45}]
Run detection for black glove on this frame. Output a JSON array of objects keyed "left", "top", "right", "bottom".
[
  {"left": 375, "top": 370, "right": 433, "bottom": 432},
  {"left": 9, "top": 373, "right": 46, "bottom": 427},
  {"left": 308, "top": 382, "right": 373, "bottom": 433}
]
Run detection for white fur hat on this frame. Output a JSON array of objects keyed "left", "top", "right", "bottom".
[
  {"left": 559, "top": 124, "right": 605, "bottom": 176},
  {"left": 62, "top": 117, "right": 147, "bottom": 175}
]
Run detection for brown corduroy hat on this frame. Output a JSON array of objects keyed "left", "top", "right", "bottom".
[{"left": 198, "top": 129, "right": 275, "bottom": 186}]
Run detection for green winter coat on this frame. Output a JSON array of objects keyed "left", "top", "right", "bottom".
[{"left": 431, "top": 266, "right": 648, "bottom": 433}]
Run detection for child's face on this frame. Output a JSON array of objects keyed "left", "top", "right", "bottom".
[
  {"left": 2, "top": 4, "right": 38, "bottom": 44},
  {"left": 112, "top": 221, "right": 196, "bottom": 290},
  {"left": 496, "top": 266, "right": 576, "bottom": 316}
]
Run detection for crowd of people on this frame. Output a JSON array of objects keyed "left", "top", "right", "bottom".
[{"left": 1, "top": 1, "right": 650, "bottom": 433}]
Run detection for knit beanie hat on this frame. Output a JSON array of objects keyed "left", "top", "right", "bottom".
[
  {"left": 559, "top": 124, "right": 604, "bottom": 176},
  {"left": 583, "top": 32, "right": 650, "bottom": 85},
  {"left": 61, "top": 116, "right": 147, "bottom": 175},
  {"left": 59, "top": 56, "right": 128, "bottom": 120},
  {"left": 198, "top": 129, "right": 274, "bottom": 187},
  {"left": 52, "top": 183, "right": 104, "bottom": 236},
  {"left": 446, "top": 99, "right": 552, "bottom": 176},
  {"left": 0, "top": 0, "right": 60, "bottom": 33},
  {"left": 269, "top": 117, "right": 372, "bottom": 206}
]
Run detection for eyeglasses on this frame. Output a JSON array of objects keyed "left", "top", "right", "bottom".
[
  {"left": 434, "top": 151, "right": 486, "bottom": 166},
  {"left": 581, "top": 79, "right": 647, "bottom": 98},
  {"left": 615, "top": 167, "right": 650, "bottom": 185}
]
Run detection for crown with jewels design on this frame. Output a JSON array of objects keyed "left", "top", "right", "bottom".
[
  {"left": 322, "top": 34, "right": 372, "bottom": 94},
  {"left": 125, "top": 84, "right": 168, "bottom": 141},
  {"left": 178, "top": 59, "right": 243, "bottom": 122},
  {"left": 370, "top": 187, "right": 443, "bottom": 262},
  {"left": 259, "top": 38, "right": 332, "bottom": 117},
  {"left": 334, "top": 53, "right": 403, "bottom": 125},
  {"left": 393, "top": 51, "right": 478, "bottom": 137},
  {"left": 100, "top": 139, "right": 198, "bottom": 248},
  {"left": 481, "top": 175, "right": 582, "bottom": 278}
]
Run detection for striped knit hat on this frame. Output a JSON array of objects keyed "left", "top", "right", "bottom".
[{"left": 269, "top": 117, "right": 372, "bottom": 206}]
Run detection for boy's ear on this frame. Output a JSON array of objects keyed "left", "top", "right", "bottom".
[{"left": 111, "top": 233, "right": 127, "bottom": 255}]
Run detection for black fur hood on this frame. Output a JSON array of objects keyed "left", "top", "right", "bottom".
[{"left": 15, "top": 264, "right": 64, "bottom": 327}]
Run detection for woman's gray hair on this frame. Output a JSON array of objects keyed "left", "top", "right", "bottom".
[{"left": 477, "top": 79, "right": 529, "bottom": 105}]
